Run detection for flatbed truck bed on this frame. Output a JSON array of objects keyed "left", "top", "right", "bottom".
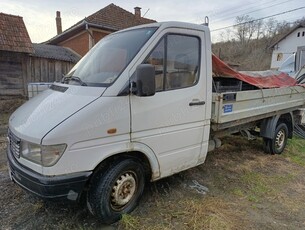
[{"left": 211, "top": 86, "right": 305, "bottom": 132}]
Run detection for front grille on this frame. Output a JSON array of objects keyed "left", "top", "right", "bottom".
[{"left": 8, "top": 129, "right": 21, "bottom": 159}]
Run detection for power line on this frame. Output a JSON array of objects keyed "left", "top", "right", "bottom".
[
  {"left": 211, "top": 6, "right": 305, "bottom": 32},
  {"left": 143, "top": 8, "right": 150, "bottom": 17},
  {"left": 210, "top": 0, "right": 290, "bottom": 21},
  {"left": 213, "top": 0, "right": 293, "bottom": 23},
  {"left": 210, "top": 0, "right": 278, "bottom": 18}
]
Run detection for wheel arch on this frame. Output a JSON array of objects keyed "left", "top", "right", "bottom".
[
  {"left": 90, "top": 142, "right": 160, "bottom": 183},
  {"left": 260, "top": 112, "right": 294, "bottom": 139}
]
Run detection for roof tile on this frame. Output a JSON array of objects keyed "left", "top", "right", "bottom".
[
  {"left": 0, "top": 12, "right": 34, "bottom": 53},
  {"left": 84, "top": 3, "right": 156, "bottom": 30},
  {"left": 32, "top": 43, "right": 80, "bottom": 63},
  {"left": 47, "top": 3, "right": 156, "bottom": 44}
]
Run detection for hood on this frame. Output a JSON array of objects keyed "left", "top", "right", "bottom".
[{"left": 9, "top": 83, "right": 106, "bottom": 143}]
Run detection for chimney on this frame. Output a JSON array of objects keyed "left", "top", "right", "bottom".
[
  {"left": 56, "top": 11, "right": 62, "bottom": 35},
  {"left": 134, "top": 7, "right": 141, "bottom": 18}
]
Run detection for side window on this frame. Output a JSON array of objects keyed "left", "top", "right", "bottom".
[
  {"left": 144, "top": 34, "right": 200, "bottom": 91},
  {"left": 166, "top": 35, "right": 200, "bottom": 90},
  {"left": 144, "top": 39, "right": 165, "bottom": 91}
]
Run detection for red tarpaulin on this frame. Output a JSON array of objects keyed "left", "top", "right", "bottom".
[{"left": 212, "top": 54, "right": 297, "bottom": 88}]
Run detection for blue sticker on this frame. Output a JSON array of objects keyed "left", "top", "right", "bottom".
[{"left": 223, "top": 104, "right": 233, "bottom": 113}]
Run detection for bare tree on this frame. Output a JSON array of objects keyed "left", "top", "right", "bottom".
[
  {"left": 276, "top": 20, "right": 291, "bottom": 35},
  {"left": 263, "top": 18, "right": 277, "bottom": 38},
  {"left": 293, "top": 17, "right": 305, "bottom": 26},
  {"left": 255, "top": 19, "right": 263, "bottom": 40},
  {"left": 233, "top": 15, "right": 258, "bottom": 44},
  {"left": 219, "top": 28, "right": 233, "bottom": 42}
]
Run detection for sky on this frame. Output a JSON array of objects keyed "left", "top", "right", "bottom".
[{"left": 1, "top": 0, "right": 304, "bottom": 43}]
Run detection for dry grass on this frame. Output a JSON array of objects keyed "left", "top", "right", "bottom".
[
  {"left": 118, "top": 196, "right": 241, "bottom": 230},
  {"left": 118, "top": 214, "right": 141, "bottom": 230},
  {"left": 182, "top": 197, "right": 240, "bottom": 230},
  {"left": 116, "top": 136, "right": 305, "bottom": 230},
  {"left": 212, "top": 38, "right": 272, "bottom": 71}
]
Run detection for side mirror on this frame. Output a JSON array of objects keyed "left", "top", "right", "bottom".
[{"left": 135, "top": 64, "right": 155, "bottom": 96}]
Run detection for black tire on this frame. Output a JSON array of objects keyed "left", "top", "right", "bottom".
[
  {"left": 87, "top": 158, "right": 145, "bottom": 224},
  {"left": 263, "top": 138, "right": 272, "bottom": 154},
  {"left": 270, "top": 123, "right": 288, "bottom": 154}
]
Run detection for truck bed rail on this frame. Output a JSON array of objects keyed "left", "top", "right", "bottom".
[{"left": 211, "top": 86, "right": 305, "bottom": 131}]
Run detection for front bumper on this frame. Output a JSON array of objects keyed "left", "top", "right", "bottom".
[{"left": 7, "top": 147, "right": 92, "bottom": 201}]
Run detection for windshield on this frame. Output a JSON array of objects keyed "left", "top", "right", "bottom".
[{"left": 65, "top": 27, "right": 157, "bottom": 87}]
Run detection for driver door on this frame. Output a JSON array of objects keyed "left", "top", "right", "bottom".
[{"left": 130, "top": 31, "right": 209, "bottom": 178}]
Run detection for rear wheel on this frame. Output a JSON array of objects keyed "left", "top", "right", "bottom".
[
  {"left": 262, "top": 123, "right": 288, "bottom": 154},
  {"left": 87, "top": 158, "right": 145, "bottom": 224},
  {"left": 271, "top": 123, "right": 288, "bottom": 154}
]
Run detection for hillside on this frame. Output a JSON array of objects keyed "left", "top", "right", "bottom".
[
  {"left": 212, "top": 37, "right": 276, "bottom": 70},
  {"left": 212, "top": 38, "right": 272, "bottom": 71},
  {"left": 211, "top": 17, "right": 304, "bottom": 71}
]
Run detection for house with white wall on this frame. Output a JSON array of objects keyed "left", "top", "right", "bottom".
[{"left": 270, "top": 23, "right": 305, "bottom": 70}]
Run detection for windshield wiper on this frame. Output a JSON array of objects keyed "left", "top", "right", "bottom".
[
  {"left": 70, "top": 76, "right": 87, "bottom": 86},
  {"left": 61, "top": 76, "right": 87, "bottom": 86}
]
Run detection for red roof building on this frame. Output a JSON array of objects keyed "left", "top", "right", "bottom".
[
  {"left": 0, "top": 13, "right": 34, "bottom": 53},
  {"left": 0, "top": 12, "right": 80, "bottom": 96},
  {"left": 46, "top": 4, "right": 156, "bottom": 56}
]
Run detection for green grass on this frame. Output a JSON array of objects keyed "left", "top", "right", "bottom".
[
  {"left": 119, "top": 214, "right": 141, "bottom": 229},
  {"left": 240, "top": 172, "right": 270, "bottom": 202},
  {"left": 0, "top": 113, "right": 10, "bottom": 126},
  {"left": 232, "top": 188, "right": 244, "bottom": 197},
  {"left": 237, "top": 171, "right": 294, "bottom": 203},
  {"left": 285, "top": 137, "right": 305, "bottom": 167},
  {"left": 231, "top": 137, "right": 305, "bottom": 203}
]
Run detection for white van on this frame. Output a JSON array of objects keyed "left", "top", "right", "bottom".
[{"left": 7, "top": 21, "right": 305, "bottom": 224}]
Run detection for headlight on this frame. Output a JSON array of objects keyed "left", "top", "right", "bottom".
[
  {"left": 21, "top": 141, "right": 41, "bottom": 164},
  {"left": 21, "top": 141, "right": 66, "bottom": 167}
]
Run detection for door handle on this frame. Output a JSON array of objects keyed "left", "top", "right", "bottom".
[{"left": 189, "top": 101, "right": 205, "bottom": 106}]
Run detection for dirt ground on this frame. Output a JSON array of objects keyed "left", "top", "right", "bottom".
[{"left": 1, "top": 99, "right": 305, "bottom": 230}]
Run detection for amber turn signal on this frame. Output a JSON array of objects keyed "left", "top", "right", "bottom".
[{"left": 107, "top": 128, "right": 117, "bottom": 134}]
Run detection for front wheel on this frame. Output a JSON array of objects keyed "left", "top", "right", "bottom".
[{"left": 87, "top": 158, "right": 145, "bottom": 224}]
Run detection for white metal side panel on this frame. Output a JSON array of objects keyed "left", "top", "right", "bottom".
[{"left": 212, "top": 86, "right": 305, "bottom": 124}]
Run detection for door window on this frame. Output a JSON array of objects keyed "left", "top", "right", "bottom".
[{"left": 144, "top": 34, "right": 200, "bottom": 91}]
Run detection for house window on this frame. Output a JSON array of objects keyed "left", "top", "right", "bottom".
[
  {"left": 297, "top": 32, "right": 300, "bottom": 37},
  {"left": 303, "top": 31, "right": 305, "bottom": 37},
  {"left": 277, "top": 53, "right": 283, "bottom": 61},
  {"left": 144, "top": 34, "right": 200, "bottom": 91}
]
